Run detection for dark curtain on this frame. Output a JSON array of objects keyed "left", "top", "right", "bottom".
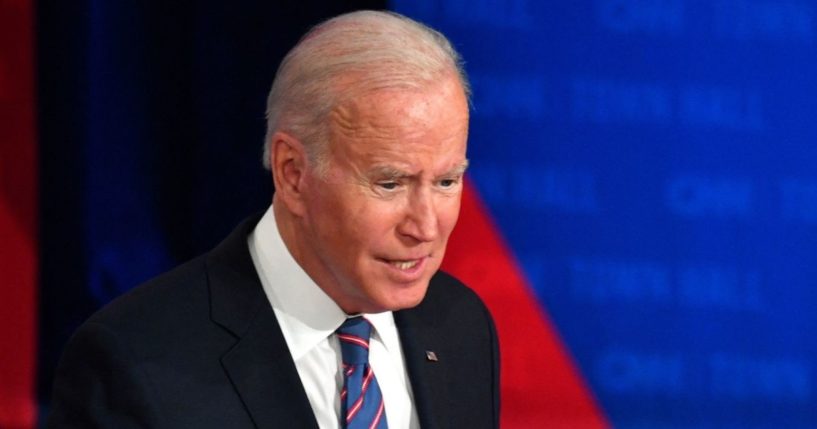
[{"left": 36, "top": 0, "right": 384, "bottom": 419}]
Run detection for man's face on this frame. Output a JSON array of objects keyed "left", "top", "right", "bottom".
[{"left": 298, "top": 75, "right": 469, "bottom": 314}]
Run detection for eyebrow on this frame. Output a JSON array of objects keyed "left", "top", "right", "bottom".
[
  {"left": 368, "top": 159, "right": 470, "bottom": 180},
  {"left": 368, "top": 166, "right": 412, "bottom": 180},
  {"left": 442, "top": 159, "right": 470, "bottom": 178}
]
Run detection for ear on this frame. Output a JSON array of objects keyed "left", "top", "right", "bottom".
[{"left": 270, "top": 131, "right": 308, "bottom": 216}]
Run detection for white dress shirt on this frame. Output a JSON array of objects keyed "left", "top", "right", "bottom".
[{"left": 248, "top": 206, "right": 420, "bottom": 429}]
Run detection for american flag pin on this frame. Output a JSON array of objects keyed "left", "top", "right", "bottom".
[{"left": 425, "top": 351, "right": 438, "bottom": 362}]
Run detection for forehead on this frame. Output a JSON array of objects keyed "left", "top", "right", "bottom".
[{"left": 328, "top": 76, "right": 470, "bottom": 146}]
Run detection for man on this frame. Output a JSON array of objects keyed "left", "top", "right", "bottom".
[{"left": 48, "top": 10, "right": 499, "bottom": 429}]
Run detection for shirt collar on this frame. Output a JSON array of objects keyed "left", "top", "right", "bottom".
[
  {"left": 248, "top": 206, "right": 397, "bottom": 360},
  {"left": 362, "top": 311, "right": 400, "bottom": 354}
]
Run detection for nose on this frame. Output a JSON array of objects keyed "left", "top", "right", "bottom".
[{"left": 397, "top": 188, "right": 438, "bottom": 243}]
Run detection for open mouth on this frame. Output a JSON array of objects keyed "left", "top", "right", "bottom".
[
  {"left": 378, "top": 256, "right": 428, "bottom": 272},
  {"left": 390, "top": 260, "right": 420, "bottom": 270}
]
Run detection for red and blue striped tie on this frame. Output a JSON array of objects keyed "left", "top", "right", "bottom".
[{"left": 337, "top": 317, "right": 388, "bottom": 429}]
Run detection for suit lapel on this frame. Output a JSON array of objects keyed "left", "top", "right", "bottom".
[
  {"left": 395, "top": 300, "right": 451, "bottom": 429},
  {"left": 204, "top": 216, "right": 456, "bottom": 428},
  {"left": 220, "top": 309, "right": 318, "bottom": 429},
  {"left": 207, "top": 216, "right": 319, "bottom": 429}
]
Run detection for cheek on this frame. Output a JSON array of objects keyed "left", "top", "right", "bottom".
[
  {"left": 438, "top": 197, "right": 463, "bottom": 237},
  {"left": 354, "top": 211, "right": 398, "bottom": 251},
  {"left": 302, "top": 177, "right": 338, "bottom": 221},
  {"left": 335, "top": 204, "right": 397, "bottom": 255}
]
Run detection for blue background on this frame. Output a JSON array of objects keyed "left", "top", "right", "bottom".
[
  {"left": 34, "top": 0, "right": 817, "bottom": 427},
  {"left": 392, "top": 1, "right": 817, "bottom": 427}
]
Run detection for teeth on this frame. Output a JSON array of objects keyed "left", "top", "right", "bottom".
[{"left": 392, "top": 260, "right": 419, "bottom": 270}]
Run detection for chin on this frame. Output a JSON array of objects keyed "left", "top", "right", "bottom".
[{"left": 381, "top": 282, "right": 430, "bottom": 311}]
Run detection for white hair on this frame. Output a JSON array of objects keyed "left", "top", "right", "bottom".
[{"left": 262, "top": 10, "right": 470, "bottom": 172}]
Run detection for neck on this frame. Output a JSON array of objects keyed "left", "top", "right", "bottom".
[{"left": 272, "top": 199, "right": 361, "bottom": 315}]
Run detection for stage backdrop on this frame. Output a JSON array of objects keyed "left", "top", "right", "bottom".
[
  {"left": 395, "top": 1, "right": 817, "bottom": 428},
  {"left": 26, "top": 1, "right": 817, "bottom": 428},
  {"left": 0, "top": 1, "right": 37, "bottom": 428}
]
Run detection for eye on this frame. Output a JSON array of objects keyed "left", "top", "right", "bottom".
[
  {"left": 378, "top": 181, "right": 400, "bottom": 190},
  {"left": 439, "top": 178, "right": 459, "bottom": 188}
]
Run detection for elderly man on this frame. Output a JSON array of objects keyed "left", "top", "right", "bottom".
[{"left": 48, "top": 10, "right": 499, "bottom": 429}]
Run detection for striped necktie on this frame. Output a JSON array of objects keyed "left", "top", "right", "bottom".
[{"left": 336, "top": 317, "right": 388, "bottom": 429}]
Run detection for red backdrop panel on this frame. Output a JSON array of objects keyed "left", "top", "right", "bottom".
[
  {"left": 442, "top": 182, "right": 610, "bottom": 428},
  {"left": 0, "top": 0, "right": 38, "bottom": 427}
]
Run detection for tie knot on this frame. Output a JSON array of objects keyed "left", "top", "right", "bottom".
[{"left": 336, "top": 317, "right": 372, "bottom": 365}]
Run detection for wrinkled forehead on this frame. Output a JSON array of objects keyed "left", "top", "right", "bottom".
[
  {"left": 329, "top": 74, "right": 469, "bottom": 139},
  {"left": 331, "top": 66, "right": 467, "bottom": 108},
  {"left": 321, "top": 76, "right": 469, "bottom": 178}
]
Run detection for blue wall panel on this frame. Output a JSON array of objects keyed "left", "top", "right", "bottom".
[{"left": 392, "top": 1, "right": 817, "bottom": 427}]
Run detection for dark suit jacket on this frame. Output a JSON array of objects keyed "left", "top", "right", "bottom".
[{"left": 47, "top": 216, "right": 500, "bottom": 428}]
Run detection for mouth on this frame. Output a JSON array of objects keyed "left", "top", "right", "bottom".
[
  {"left": 389, "top": 259, "right": 421, "bottom": 270},
  {"left": 377, "top": 255, "right": 430, "bottom": 277}
]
